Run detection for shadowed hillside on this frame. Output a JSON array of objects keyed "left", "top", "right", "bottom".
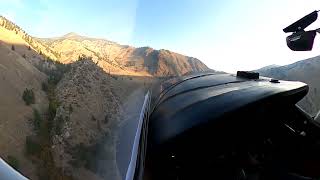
[
  {"left": 0, "top": 38, "right": 51, "bottom": 179},
  {"left": 258, "top": 55, "right": 320, "bottom": 116}
]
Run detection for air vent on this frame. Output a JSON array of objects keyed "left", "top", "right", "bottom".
[{"left": 236, "top": 71, "right": 259, "bottom": 79}]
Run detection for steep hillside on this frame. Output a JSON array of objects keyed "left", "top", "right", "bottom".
[
  {"left": 0, "top": 16, "right": 59, "bottom": 61},
  {"left": 38, "top": 33, "right": 210, "bottom": 76},
  {"left": 258, "top": 55, "right": 320, "bottom": 116},
  {"left": 51, "top": 60, "right": 152, "bottom": 180},
  {"left": 51, "top": 60, "right": 121, "bottom": 179},
  {"left": 0, "top": 41, "right": 47, "bottom": 179}
]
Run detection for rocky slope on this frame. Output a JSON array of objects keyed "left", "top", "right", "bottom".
[
  {"left": 51, "top": 59, "right": 153, "bottom": 180},
  {"left": 258, "top": 55, "right": 320, "bottom": 116},
  {"left": 52, "top": 60, "right": 122, "bottom": 180}
]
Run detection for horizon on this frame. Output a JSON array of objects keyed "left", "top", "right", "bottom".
[
  {"left": 1, "top": 0, "right": 320, "bottom": 73},
  {"left": 32, "top": 30, "right": 320, "bottom": 71}
]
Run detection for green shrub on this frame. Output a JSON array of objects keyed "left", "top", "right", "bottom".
[
  {"left": 33, "top": 109, "right": 41, "bottom": 132},
  {"left": 91, "top": 115, "right": 96, "bottom": 121},
  {"left": 22, "top": 88, "right": 35, "bottom": 105},
  {"left": 70, "top": 138, "right": 111, "bottom": 176},
  {"left": 48, "top": 100, "right": 59, "bottom": 121},
  {"left": 104, "top": 114, "right": 109, "bottom": 124},
  {"left": 47, "top": 65, "right": 70, "bottom": 85},
  {"left": 6, "top": 155, "right": 19, "bottom": 170},
  {"left": 41, "top": 82, "right": 48, "bottom": 92},
  {"left": 25, "top": 136, "right": 41, "bottom": 155},
  {"left": 55, "top": 116, "right": 64, "bottom": 135},
  {"left": 70, "top": 143, "right": 89, "bottom": 168},
  {"left": 69, "top": 104, "right": 73, "bottom": 113},
  {"left": 78, "top": 54, "right": 92, "bottom": 61}
]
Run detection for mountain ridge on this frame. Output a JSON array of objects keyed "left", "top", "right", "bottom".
[
  {"left": 36, "top": 32, "right": 210, "bottom": 76},
  {"left": 1, "top": 15, "right": 210, "bottom": 77},
  {"left": 258, "top": 55, "right": 320, "bottom": 116}
]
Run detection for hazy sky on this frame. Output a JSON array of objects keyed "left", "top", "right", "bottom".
[{"left": 1, "top": 0, "right": 320, "bottom": 72}]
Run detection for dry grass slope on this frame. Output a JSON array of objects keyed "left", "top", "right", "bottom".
[{"left": 0, "top": 41, "right": 47, "bottom": 179}]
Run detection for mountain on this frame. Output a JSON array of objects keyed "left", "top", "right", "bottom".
[
  {"left": 258, "top": 55, "right": 320, "bottom": 116},
  {"left": 256, "top": 64, "right": 280, "bottom": 72},
  {"left": 37, "top": 33, "right": 209, "bottom": 76},
  {"left": 0, "top": 16, "right": 211, "bottom": 179},
  {"left": 1, "top": 15, "right": 210, "bottom": 77}
]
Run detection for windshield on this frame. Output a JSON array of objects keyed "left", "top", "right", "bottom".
[{"left": 0, "top": 1, "right": 320, "bottom": 180}]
